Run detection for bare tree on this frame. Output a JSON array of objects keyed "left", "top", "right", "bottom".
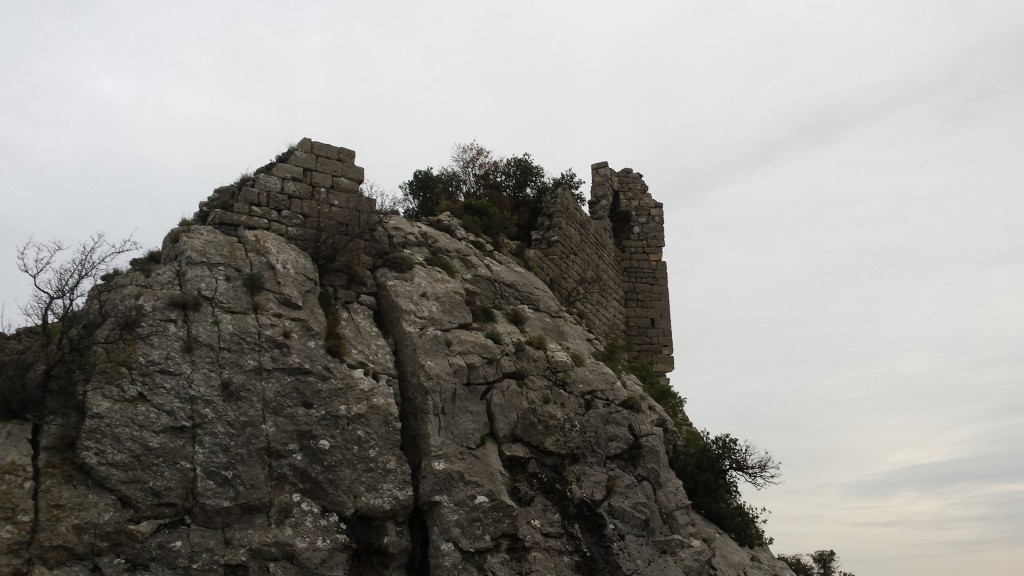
[
  {"left": 361, "top": 180, "right": 402, "bottom": 215},
  {"left": 17, "top": 232, "right": 140, "bottom": 348},
  {"left": 563, "top": 270, "right": 609, "bottom": 314},
  {"left": 0, "top": 303, "right": 12, "bottom": 335}
]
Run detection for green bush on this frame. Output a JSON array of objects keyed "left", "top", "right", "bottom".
[
  {"left": 99, "top": 268, "right": 124, "bottom": 282},
  {"left": 506, "top": 367, "right": 527, "bottom": 381},
  {"left": 505, "top": 307, "right": 527, "bottom": 328},
  {"left": 166, "top": 292, "right": 203, "bottom": 312},
  {"left": 424, "top": 254, "right": 457, "bottom": 276},
  {"left": 242, "top": 271, "right": 266, "bottom": 296},
  {"left": 484, "top": 330, "right": 502, "bottom": 345},
  {"left": 594, "top": 339, "right": 627, "bottom": 373},
  {"left": 670, "top": 428, "right": 779, "bottom": 548},
  {"left": 399, "top": 142, "right": 585, "bottom": 242},
  {"left": 129, "top": 248, "right": 163, "bottom": 276},
  {"left": 621, "top": 396, "right": 642, "bottom": 411},
  {"left": 383, "top": 251, "right": 415, "bottom": 272},
  {"left": 324, "top": 337, "right": 346, "bottom": 360},
  {"left": 525, "top": 335, "right": 548, "bottom": 350},
  {"left": 471, "top": 304, "right": 497, "bottom": 324},
  {"left": 625, "top": 362, "right": 686, "bottom": 424}
]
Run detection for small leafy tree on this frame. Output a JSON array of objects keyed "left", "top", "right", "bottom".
[
  {"left": 779, "top": 550, "right": 856, "bottom": 576},
  {"left": 670, "top": 428, "right": 781, "bottom": 547}
]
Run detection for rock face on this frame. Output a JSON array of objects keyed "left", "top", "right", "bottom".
[{"left": 0, "top": 140, "right": 794, "bottom": 576}]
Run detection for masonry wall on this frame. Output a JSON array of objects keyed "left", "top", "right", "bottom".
[
  {"left": 528, "top": 189, "right": 625, "bottom": 344},
  {"left": 195, "top": 139, "right": 673, "bottom": 378},
  {"left": 530, "top": 163, "right": 674, "bottom": 377},
  {"left": 592, "top": 164, "right": 674, "bottom": 375},
  {"left": 195, "top": 137, "right": 377, "bottom": 277}
]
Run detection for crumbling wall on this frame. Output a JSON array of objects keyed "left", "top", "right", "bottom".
[
  {"left": 530, "top": 162, "right": 674, "bottom": 376},
  {"left": 527, "top": 189, "right": 625, "bottom": 343},
  {"left": 196, "top": 138, "right": 377, "bottom": 279}
]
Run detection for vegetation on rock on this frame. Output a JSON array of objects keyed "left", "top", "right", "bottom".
[
  {"left": 778, "top": 550, "right": 856, "bottom": 576},
  {"left": 399, "top": 141, "right": 584, "bottom": 243}
]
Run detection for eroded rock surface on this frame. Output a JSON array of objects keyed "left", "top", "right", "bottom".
[{"left": 0, "top": 141, "right": 793, "bottom": 575}]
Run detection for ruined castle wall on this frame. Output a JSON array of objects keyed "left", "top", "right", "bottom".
[
  {"left": 196, "top": 137, "right": 376, "bottom": 269},
  {"left": 528, "top": 190, "right": 625, "bottom": 343},
  {"left": 591, "top": 164, "right": 674, "bottom": 375},
  {"left": 531, "top": 163, "right": 674, "bottom": 376}
]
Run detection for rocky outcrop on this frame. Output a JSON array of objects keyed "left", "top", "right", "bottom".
[{"left": 0, "top": 141, "right": 793, "bottom": 576}]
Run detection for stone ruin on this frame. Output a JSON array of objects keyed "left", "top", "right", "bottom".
[
  {"left": 529, "top": 163, "right": 674, "bottom": 377},
  {"left": 194, "top": 138, "right": 673, "bottom": 378}
]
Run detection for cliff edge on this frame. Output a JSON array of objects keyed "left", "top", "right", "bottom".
[{"left": 0, "top": 140, "right": 794, "bottom": 576}]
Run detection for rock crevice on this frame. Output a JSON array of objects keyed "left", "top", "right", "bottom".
[{"left": 0, "top": 140, "right": 794, "bottom": 576}]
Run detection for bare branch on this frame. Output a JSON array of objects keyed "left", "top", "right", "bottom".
[{"left": 15, "top": 233, "right": 141, "bottom": 342}]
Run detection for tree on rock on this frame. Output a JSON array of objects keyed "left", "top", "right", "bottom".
[
  {"left": 17, "top": 232, "right": 140, "bottom": 348},
  {"left": 778, "top": 550, "right": 856, "bottom": 576},
  {"left": 399, "top": 141, "right": 584, "bottom": 242}
]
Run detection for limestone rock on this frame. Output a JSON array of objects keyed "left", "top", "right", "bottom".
[{"left": 0, "top": 141, "right": 794, "bottom": 576}]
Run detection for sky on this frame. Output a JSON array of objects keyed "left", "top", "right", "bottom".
[{"left": 2, "top": 2, "right": 1022, "bottom": 574}]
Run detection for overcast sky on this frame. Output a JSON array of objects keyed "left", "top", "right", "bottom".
[{"left": 2, "top": 2, "right": 1022, "bottom": 574}]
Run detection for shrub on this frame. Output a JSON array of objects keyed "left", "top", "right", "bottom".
[
  {"left": 605, "top": 475, "right": 619, "bottom": 495},
  {"left": 621, "top": 396, "right": 642, "bottom": 411},
  {"left": 594, "top": 339, "right": 627, "bottom": 373},
  {"left": 570, "top": 352, "right": 586, "bottom": 367},
  {"left": 484, "top": 330, "right": 502, "bottom": 345},
  {"left": 383, "top": 251, "right": 415, "bottom": 272},
  {"left": 423, "top": 254, "right": 457, "bottom": 276},
  {"left": 669, "top": 428, "right": 779, "bottom": 548},
  {"left": 100, "top": 268, "right": 124, "bottom": 282},
  {"left": 625, "top": 362, "right": 686, "bottom": 424},
  {"left": 129, "top": 248, "right": 163, "bottom": 276},
  {"left": 178, "top": 216, "right": 198, "bottom": 227},
  {"left": 505, "top": 307, "right": 527, "bottom": 328},
  {"left": 398, "top": 142, "right": 585, "bottom": 242},
  {"left": 450, "top": 198, "right": 515, "bottom": 241},
  {"left": 317, "top": 289, "right": 333, "bottom": 315},
  {"left": 525, "top": 335, "right": 548, "bottom": 350},
  {"left": 506, "top": 367, "right": 528, "bottom": 381},
  {"left": 242, "top": 271, "right": 266, "bottom": 296},
  {"left": 471, "top": 304, "right": 497, "bottom": 324},
  {"left": 166, "top": 292, "right": 203, "bottom": 312},
  {"left": 324, "top": 337, "right": 346, "bottom": 360}
]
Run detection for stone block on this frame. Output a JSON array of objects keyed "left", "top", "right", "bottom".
[
  {"left": 271, "top": 163, "right": 304, "bottom": 180},
  {"left": 269, "top": 192, "right": 290, "bottom": 211},
  {"left": 209, "top": 210, "right": 270, "bottom": 229},
  {"left": 339, "top": 162, "right": 364, "bottom": 182},
  {"left": 332, "top": 176, "right": 361, "bottom": 192},
  {"left": 296, "top": 137, "right": 313, "bottom": 153},
  {"left": 282, "top": 181, "right": 313, "bottom": 199},
  {"left": 279, "top": 210, "right": 304, "bottom": 227},
  {"left": 286, "top": 150, "right": 317, "bottom": 170},
  {"left": 254, "top": 174, "right": 282, "bottom": 193},
  {"left": 316, "top": 156, "right": 347, "bottom": 178},
  {"left": 336, "top": 146, "right": 356, "bottom": 163},
  {"left": 250, "top": 206, "right": 277, "bottom": 220},
  {"left": 310, "top": 140, "right": 339, "bottom": 159},
  {"left": 238, "top": 187, "right": 259, "bottom": 205},
  {"left": 310, "top": 171, "right": 333, "bottom": 188}
]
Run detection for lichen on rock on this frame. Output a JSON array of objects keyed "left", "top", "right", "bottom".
[{"left": 0, "top": 140, "right": 794, "bottom": 576}]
